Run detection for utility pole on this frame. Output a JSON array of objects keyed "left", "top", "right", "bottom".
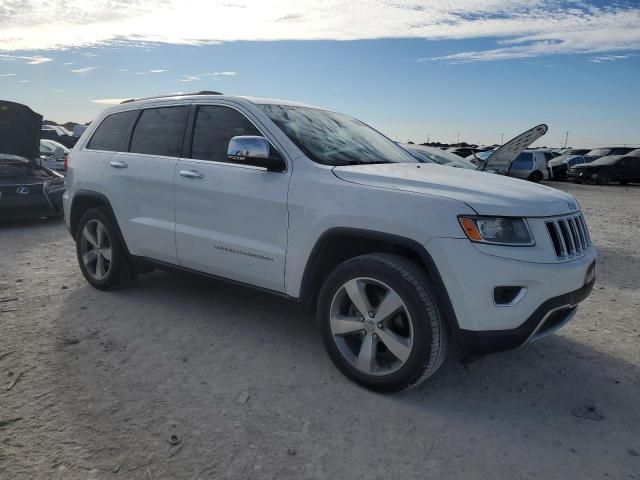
[
  {"left": 500, "top": 133, "right": 504, "bottom": 146},
  {"left": 456, "top": 133, "right": 460, "bottom": 144},
  {"left": 563, "top": 131, "right": 570, "bottom": 149}
]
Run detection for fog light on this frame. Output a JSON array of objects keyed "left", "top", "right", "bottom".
[{"left": 494, "top": 286, "right": 526, "bottom": 306}]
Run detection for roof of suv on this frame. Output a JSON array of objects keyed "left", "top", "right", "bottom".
[{"left": 116, "top": 92, "right": 323, "bottom": 110}]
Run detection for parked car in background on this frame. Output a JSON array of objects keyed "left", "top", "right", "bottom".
[
  {"left": 41, "top": 125, "right": 78, "bottom": 148},
  {"left": 400, "top": 144, "right": 475, "bottom": 169},
  {"left": 548, "top": 154, "right": 592, "bottom": 181},
  {"left": 1, "top": 100, "right": 66, "bottom": 220},
  {"left": 476, "top": 124, "right": 549, "bottom": 178},
  {"left": 562, "top": 148, "right": 591, "bottom": 156},
  {"left": 569, "top": 150, "right": 640, "bottom": 185},
  {"left": 507, "top": 150, "right": 550, "bottom": 182},
  {"left": 0, "top": 156, "right": 66, "bottom": 220},
  {"left": 73, "top": 124, "right": 89, "bottom": 137},
  {"left": 447, "top": 147, "right": 480, "bottom": 158},
  {"left": 584, "top": 147, "right": 636, "bottom": 161},
  {"left": 39, "top": 139, "right": 69, "bottom": 173}
]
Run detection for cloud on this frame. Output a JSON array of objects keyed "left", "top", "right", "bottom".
[
  {"left": 70, "top": 66, "right": 96, "bottom": 73},
  {"left": 0, "top": 1, "right": 638, "bottom": 62},
  {"left": 92, "top": 98, "right": 129, "bottom": 105},
  {"left": 590, "top": 53, "right": 636, "bottom": 63},
  {"left": 135, "top": 69, "right": 168, "bottom": 74},
  {"left": 51, "top": 88, "right": 66, "bottom": 92},
  {"left": 178, "top": 75, "right": 200, "bottom": 82},
  {"left": 18, "top": 79, "right": 30, "bottom": 83},
  {"left": 0, "top": 73, "right": 17, "bottom": 78},
  {"left": 178, "top": 71, "right": 237, "bottom": 82},
  {"left": 0, "top": 54, "right": 52, "bottom": 64}
]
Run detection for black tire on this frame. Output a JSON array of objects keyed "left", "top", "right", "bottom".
[
  {"left": 596, "top": 172, "right": 610, "bottom": 185},
  {"left": 528, "top": 171, "right": 543, "bottom": 183},
  {"left": 75, "top": 207, "right": 127, "bottom": 290},
  {"left": 317, "top": 253, "right": 448, "bottom": 392},
  {"left": 620, "top": 180, "right": 628, "bottom": 185}
]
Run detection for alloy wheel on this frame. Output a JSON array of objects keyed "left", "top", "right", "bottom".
[
  {"left": 79, "top": 219, "right": 112, "bottom": 280},
  {"left": 329, "top": 277, "right": 414, "bottom": 376}
]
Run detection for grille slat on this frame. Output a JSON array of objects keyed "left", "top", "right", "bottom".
[{"left": 545, "top": 213, "right": 591, "bottom": 260}]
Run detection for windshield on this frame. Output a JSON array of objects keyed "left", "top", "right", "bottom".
[
  {"left": 586, "top": 148, "right": 610, "bottom": 157},
  {"left": 475, "top": 150, "right": 495, "bottom": 160},
  {"left": 258, "top": 104, "right": 416, "bottom": 166}
]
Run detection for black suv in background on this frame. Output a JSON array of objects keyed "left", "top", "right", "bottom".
[{"left": 569, "top": 149, "right": 640, "bottom": 185}]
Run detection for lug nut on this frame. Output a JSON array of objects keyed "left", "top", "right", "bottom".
[
  {"left": 368, "top": 312, "right": 374, "bottom": 318},
  {"left": 377, "top": 322, "right": 383, "bottom": 328}
]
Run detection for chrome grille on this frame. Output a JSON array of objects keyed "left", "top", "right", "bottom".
[{"left": 545, "top": 213, "right": 591, "bottom": 259}]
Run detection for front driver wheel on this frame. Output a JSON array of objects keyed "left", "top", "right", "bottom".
[
  {"left": 317, "top": 254, "right": 448, "bottom": 392},
  {"left": 75, "top": 208, "right": 127, "bottom": 290}
]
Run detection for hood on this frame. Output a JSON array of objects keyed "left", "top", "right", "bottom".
[
  {"left": 333, "top": 163, "right": 579, "bottom": 217},
  {"left": 478, "top": 124, "right": 548, "bottom": 174},
  {"left": 0, "top": 100, "right": 43, "bottom": 160},
  {"left": 548, "top": 154, "right": 580, "bottom": 166}
]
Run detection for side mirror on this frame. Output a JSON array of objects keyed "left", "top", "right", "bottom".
[
  {"left": 54, "top": 147, "right": 65, "bottom": 160},
  {"left": 227, "top": 136, "right": 286, "bottom": 172}
]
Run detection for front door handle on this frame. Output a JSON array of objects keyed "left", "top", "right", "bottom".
[
  {"left": 179, "top": 170, "right": 204, "bottom": 179},
  {"left": 109, "top": 160, "right": 128, "bottom": 169}
]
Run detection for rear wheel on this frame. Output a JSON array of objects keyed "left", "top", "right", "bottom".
[
  {"left": 75, "top": 208, "right": 127, "bottom": 290},
  {"left": 317, "top": 254, "right": 448, "bottom": 392},
  {"left": 528, "top": 171, "right": 543, "bottom": 183}
]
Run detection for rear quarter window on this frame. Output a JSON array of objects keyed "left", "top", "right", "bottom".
[{"left": 87, "top": 110, "right": 139, "bottom": 152}]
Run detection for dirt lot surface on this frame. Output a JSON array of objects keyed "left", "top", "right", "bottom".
[{"left": 1, "top": 182, "right": 639, "bottom": 479}]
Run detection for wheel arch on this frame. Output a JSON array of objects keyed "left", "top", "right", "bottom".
[
  {"left": 299, "top": 228, "right": 461, "bottom": 336},
  {"left": 69, "top": 190, "right": 130, "bottom": 256}
]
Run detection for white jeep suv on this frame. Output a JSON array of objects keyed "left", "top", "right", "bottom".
[{"left": 63, "top": 92, "right": 596, "bottom": 392}]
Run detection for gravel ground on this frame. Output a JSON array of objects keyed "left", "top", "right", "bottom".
[{"left": 1, "top": 182, "right": 639, "bottom": 480}]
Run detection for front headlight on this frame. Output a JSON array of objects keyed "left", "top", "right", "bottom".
[{"left": 458, "top": 216, "right": 534, "bottom": 246}]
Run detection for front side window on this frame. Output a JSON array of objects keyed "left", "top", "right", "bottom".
[
  {"left": 87, "top": 110, "right": 139, "bottom": 152},
  {"left": 191, "top": 106, "right": 261, "bottom": 163},
  {"left": 130, "top": 106, "right": 189, "bottom": 157},
  {"left": 258, "top": 104, "right": 415, "bottom": 166}
]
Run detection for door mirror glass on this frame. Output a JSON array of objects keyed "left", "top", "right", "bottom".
[{"left": 227, "top": 136, "right": 285, "bottom": 172}]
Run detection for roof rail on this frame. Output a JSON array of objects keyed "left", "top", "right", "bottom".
[{"left": 120, "top": 91, "right": 223, "bottom": 104}]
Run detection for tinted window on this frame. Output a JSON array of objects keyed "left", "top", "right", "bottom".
[
  {"left": 87, "top": 110, "right": 139, "bottom": 152},
  {"left": 130, "top": 106, "right": 189, "bottom": 157},
  {"left": 191, "top": 106, "right": 261, "bottom": 163},
  {"left": 511, "top": 152, "right": 533, "bottom": 170}
]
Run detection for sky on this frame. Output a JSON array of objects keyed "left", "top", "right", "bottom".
[{"left": 1, "top": 0, "right": 639, "bottom": 147}]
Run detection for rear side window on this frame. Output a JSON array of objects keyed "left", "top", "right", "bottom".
[
  {"left": 191, "top": 105, "right": 261, "bottom": 163},
  {"left": 87, "top": 110, "right": 139, "bottom": 152},
  {"left": 130, "top": 106, "right": 189, "bottom": 157},
  {"left": 511, "top": 152, "right": 533, "bottom": 170}
]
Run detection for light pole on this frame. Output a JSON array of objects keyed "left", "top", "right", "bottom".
[
  {"left": 563, "top": 131, "right": 570, "bottom": 149},
  {"left": 500, "top": 133, "right": 504, "bottom": 146}
]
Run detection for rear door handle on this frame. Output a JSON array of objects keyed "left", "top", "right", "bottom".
[
  {"left": 109, "top": 161, "right": 128, "bottom": 169},
  {"left": 179, "top": 170, "right": 204, "bottom": 179}
]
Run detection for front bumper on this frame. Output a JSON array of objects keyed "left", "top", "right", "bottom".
[
  {"left": 457, "top": 279, "right": 593, "bottom": 357},
  {"left": 424, "top": 237, "right": 596, "bottom": 357}
]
